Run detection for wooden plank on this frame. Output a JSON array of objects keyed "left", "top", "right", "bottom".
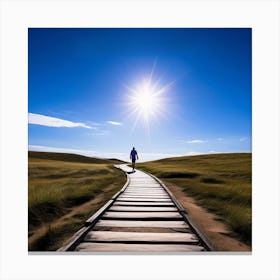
[
  {"left": 121, "top": 192, "right": 169, "bottom": 197},
  {"left": 126, "top": 188, "right": 163, "bottom": 190},
  {"left": 102, "top": 211, "right": 182, "bottom": 219},
  {"left": 123, "top": 192, "right": 167, "bottom": 194},
  {"left": 130, "top": 185, "right": 162, "bottom": 187},
  {"left": 130, "top": 178, "right": 157, "bottom": 180},
  {"left": 126, "top": 187, "right": 162, "bottom": 189},
  {"left": 122, "top": 192, "right": 168, "bottom": 195},
  {"left": 122, "top": 191, "right": 165, "bottom": 193},
  {"left": 129, "top": 178, "right": 156, "bottom": 180},
  {"left": 91, "top": 227, "right": 189, "bottom": 233},
  {"left": 130, "top": 177, "right": 155, "bottom": 179},
  {"left": 125, "top": 189, "right": 165, "bottom": 192},
  {"left": 129, "top": 184, "right": 161, "bottom": 188},
  {"left": 128, "top": 184, "right": 160, "bottom": 186},
  {"left": 116, "top": 198, "right": 171, "bottom": 202},
  {"left": 129, "top": 183, "right": 159, "bottom": 185},
  {"left": 129, "top": 185, "right": 161, "bottom": 187},
  {"left": 124, "top": 190, "right": 165, "bottom": 193},
  {"left": 75, "top": 242, "right": 204, "bottom": 252},
  {"left": 120, "top": 195, "right": 169, "bottom": 198},
  {"left": 113, "top": 201, "right": 174, "bottom": 206},
  {"left": 95, "top": 220, "right": 188, "bottom": 228},
  {"left": 123, "top": 190, "right": 166, "bottom": 193},
  {"left": 129, "top": 184, "right": 159, "bottom": 186},
  {"left": 84, "top": 231, "right": 199, "bottom": 243},
  {"left": 126, "top": 186, "right": 163, "bottom": 188},
  {"left": 125, "top": 189, "right": 163, "bottom": 192},
  {"left": 119, "top": 196, "right": 169, "bottom": 199},
  {"left": 126, "top": 185, "right": 161, "bottom": 187},
  {"left": 124, "top": 190, "right": 164, "bottom": 192},
  {"left": 129, "top": 180, "right": 157, "bottom": 182},
  {"left": 109, "top": 206, "right": 177, "bottom": 212},
  {"left": 122, "top": 195, "right": 168, "bottom": 197}
]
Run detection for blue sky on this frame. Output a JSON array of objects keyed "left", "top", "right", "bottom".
[{"left": 28, "top": 28, "right": 251, "bottom": 162}]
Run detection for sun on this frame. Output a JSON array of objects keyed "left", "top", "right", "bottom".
[
  {"left": 130, "top": 80, "right": 160, "bottom": 120},
  {"left": 125, "top": 74, "right": 174, "bottom": 130}
]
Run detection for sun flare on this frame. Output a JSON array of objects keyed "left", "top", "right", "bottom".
[
  {"left": 131, "top": 81, "right": 160, "bottom": 119},
  {"left": 125, "top": 74, "right": 174, "bottom": 131}
]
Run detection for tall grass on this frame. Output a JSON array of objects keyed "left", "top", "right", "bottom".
[
  {"left": 138, "top": 153, "right": 252, "bottom": 245},
  {"left": 28, "top": 153, "right": 126, "bottom": 250}
]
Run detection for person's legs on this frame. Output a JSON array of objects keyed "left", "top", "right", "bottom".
[{"left": 132, "top": 159, "right": 135, "bottom": 171}]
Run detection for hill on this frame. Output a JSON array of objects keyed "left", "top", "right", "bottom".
[
  {"left": 28, "top": 151, "right": 126, "bottom": 164},
  {"left": 137, "top": 153, "right": 252, "bottom": 246}
]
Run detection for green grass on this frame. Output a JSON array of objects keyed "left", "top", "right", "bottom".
[
  {"left": 28, "top": 152, "right": 126, "bottom": 251},
  {"left": 137, "top": 153, "right": 252, "bottom": 245}
]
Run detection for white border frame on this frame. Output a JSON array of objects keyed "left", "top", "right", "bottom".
[{"left": 1, "top": 0, "right": 279, "bottom": 279}]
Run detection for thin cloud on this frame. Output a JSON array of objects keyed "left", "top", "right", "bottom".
[
  {"left": 187, "top": 139, "right": 207, "bottom": 144},
  {"left": 28, "top": 145, "right": 97, "bottom": 155},
  {"left": 240, "top": 137, "right": 247, "bottom": 142},
  {"left": 96, "top": 130, "right": 111, "bottom": 136},
  {"left": 28, "top": 113, "right": 91, "bottom": 129},
  {"left": 107, "top": 121, "right": 123, "bottom": 126}
]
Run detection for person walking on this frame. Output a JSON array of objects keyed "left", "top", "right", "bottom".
[{"left": 130, "top": 147, "right": 139, "bottom": 172}]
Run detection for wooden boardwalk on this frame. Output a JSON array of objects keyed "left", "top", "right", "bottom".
[{"left": 58, "top": 164, "right": 212, "bottom": 252}]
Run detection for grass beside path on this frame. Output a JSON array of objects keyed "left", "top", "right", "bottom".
[
  {"left": 28, "top": 152, "right": 126, "bottom": 251},
  {"left": 137, "top": 153, "right": 252, "bottom": 245}
]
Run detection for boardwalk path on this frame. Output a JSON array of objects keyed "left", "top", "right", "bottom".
[{"left": 59, "top": 164, "right": 212, "bottom": 252}]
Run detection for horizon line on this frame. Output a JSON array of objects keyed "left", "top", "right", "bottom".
[{"left": 28, "top": 145, "right": 252, "bottom": 163}]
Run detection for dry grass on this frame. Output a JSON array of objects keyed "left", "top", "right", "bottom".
[{"left": 28, "top": 152, "right": 126, "bottom": 251}]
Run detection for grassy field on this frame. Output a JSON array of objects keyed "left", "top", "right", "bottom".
[
  {"left": 28, "top": 151, "right": 127, "bottom": 251},
  {"left": 137, "top": 153, "right": 252, "bottom": 245}
]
